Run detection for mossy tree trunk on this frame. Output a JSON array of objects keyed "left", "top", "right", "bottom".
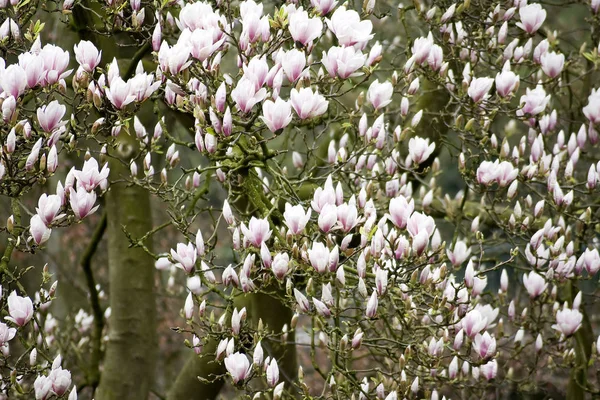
[{"left": 95, "top": 138, "right": 157, "bottom": 400}]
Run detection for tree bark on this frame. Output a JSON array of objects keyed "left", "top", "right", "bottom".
[{"left": 95, "top": 141, "right": 157, "bottom": 400}]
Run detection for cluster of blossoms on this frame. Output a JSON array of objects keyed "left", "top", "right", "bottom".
[{"left": 1, "top": 0, "right": 600, "bottom": 398}]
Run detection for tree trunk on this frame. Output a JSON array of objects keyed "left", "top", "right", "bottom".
[{"left": 95, "top": 142, "right": 157, "bottom": 400}]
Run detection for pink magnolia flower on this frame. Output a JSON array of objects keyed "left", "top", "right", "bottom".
[
  {"left": 468, "top": 77, "right": 494, "bottom": 103},
  {"left": 34, "top": 375, "right": 53, "bottom": 400},
  {"left": 74, "top": 40, "right": 102, "bottom": 72},
  {"left": 540, "top": 51, "right": 564, "bottom": 79},
  {"left": 472, "top": 332, "right": 496, "bottom": 360},
  {"left": 40, "top": 44, "right": 72, "bottom": 85},
  {"left": 318, "top": 203, "right": 337, "bottom": 232},
  {"left": 176, "top": 1, "right": 227, "bottom": 34},
  {"left": 5, "top": 291, "right": 33, "bottom": 326},
  {"left": 289, "top": 10, "right": 323, "bottom": 46},
  {"left": 523, "top": 270, "right": 547, "bottom": 298},
  {"left": 480, "top": 359, "right": 498, "bottom": 380},
  {"left": 0, "top": 64, "right": 27, "bottom": 98},
  {"left": 412, "top": 34, "right": 433, "bottom": 65},
  {"left": 311, "top": 177, "right": 336, "bottom": 212},
  {"left": 106, "top": 77, "right": 136, "bottom": 109},
  {"left": 407, "top": 212, "right": 435, "bottom": 239},
  {"left": 290, "top": 87, "right": 328, "bottom": 120},
  {"left": 308, "top": 242, "right": 330, "bottom": 273},
  {"left": 171, "top": 242, "right": 197, "bottom": 273},
  {"left": 224, "top": 352, "right": 252, "bottom": 384},
  {"left": 266, "top": 358, "right": 279, "bottom": 387},
  {"left": 158, "top": 42, "right": 192, "bottom": 75},
  {"left": 337, "top": 203, "right": 358, "bottom": 232},
  {"left": 495, "top": 63, "right": 520, "bottom": 98},
  {"left": 0, "top": 322, "right": 16, "bottom": 346},
  {"left": 73, "top": 158, "right": 109, "bottom": 192},
  {"left": 495, "top": 161, "right": 519, "bottom": 187},
  {"left": 231, "top": 78, "right": 267, "bottom": 113},
  {"left": 282, "top": 49, "right": 306, "bottom": 83},
  {"left": 69, "top": 187, "right": 99, "bottom": 219},
  {"left": 516, "top": 3, "right": 546, "bottom": 34},
  {"left": 311, "top": 0, "right": 337, "bottom": 15},
  {"left": 272, "top": 253, "right": 290, "bottom": 280},
  {"left": 326, "top": 7, "right": 373, "bottom": 49},
  {"left": 186, "top": 28, "right": 224, "bottom": 61},
  {"left": 408, "top": 136, "right": 435, "bottom": 165},
  {"left": 36, "top": 194, "right": 63, "bottom": 225},
  {"left": 283, "top": 203, "right": 311, "bottom": 234},
  {"left": 322, "top": 46, "right": 365, "bottom": 79},
  {"left": 367, "top": 79, "right": 393, "bottom": 110},
  {"left": 30, "top": 214, "right": 51, "bottom": 245},
  {"left": 518, "top": 85, "right": 550, "bottom": 116},
  {"left": 366, "top": 291, "right": 378, "bottom": 318},
  {"left": 261, "top": 97, "right": 293, "bottom": 133},
  {"left": 49, "top": 367, "right": 72, "bottom": 397},
  {"left": 583, "top": 88, "right": 600, "bottom": 124},
  {"left": 243, "top": 56, "right": 269, "bottom": 90},
  {"left": 462, "top": 309, "right": 488, "bottom": 338},
  {"left": 553, "top": 307, "right": 583, "bottom": 336},
  {"left": 447, "top": 240, "right": 471, "bottom": 266},
  {"left": 37, "top": 101, "right": 66, "bottom": 133},
  {"left": 388, "top": 195, "right": 414, "bottom": 229},
  {"left": 18, "top": 53, "right": 45, "bottom": 89},
  {"left": 241, "top": 217, "right": 272, "bottom": 247}
]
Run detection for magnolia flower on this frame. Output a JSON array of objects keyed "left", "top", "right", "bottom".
[
  {"left": 523, "top": 270, "right": 547, "bottom": 298},
  {"left": 289, "top": 10, "right": 323, "bottom": 46},
  {"left": 171, "top": 242, "right": 197, "bottom": 273},
  {"left": 0, "top": 322, "right": 16, "bottom": 346},
  {"left": 73, "top": 158, "right": 109, "bottom": 192},
  {"left": 224, "top": 352, "right": 252, "bottom": 384},
  {"left": 106, "top": 77, "right": 136, "bottom": 109},
  {"left": 36, "top": 194, "right": 63, "bottom": 225},
  {"left": 34, "top": 375, "right": 53, "bottom": 400},
  {"left": 495, "top": 69, "right": 520, "bottom": 98},
  {"left": 326, "top": 7, "right": 373, "bottom": 48},
  {"left": 337, "top": 203, "right": 358, "bottom": 232},
  {"left": 272, "top": 253, "right": 290, "bottom": 280},
  {"left": 388, "top": 195, "right": 414, "bottom": 229},
  {"left": 282, "top": 49, "right": 306, "bottom": 83},
  {"left": 447, "top": 240, "right": 471, "bottom": 266},
  {"left": 540, "top": 51, "right": 564, "bottom": 79},
  {"left": 311, "top": 0, "right": 337, "bottom": 15},
  {"left": 260, "top": 97, "right": 292, "bottom": 133},
  {"left": 412, "top": 34, "right": 433, "bottom": 65},
  {"left": 290, "top": 87, "right": 328, "bottom": 119},
  {"left": 49, "top": 367, "right": 72, "bottom": 397},
  {"left": 30, "top": 214, "right": 52, "bottom": 245},
  {"left": 308, "top": 242, "right": 330, "bottom": 273},
  {"left": 241, "top": 217, "right": 272, "bottom": 247},
  {"left": 322, "top": 46, "right": 366, "bottom": 79},
  {"left": 69, "top": 187, "right": 99, "bottom": 220},
  {"left": 5, "top": 291, "right": 34, "bottom": 327},
  {"left": 480, "top": 359, "right": 498, "bottom": 380},
  {"left": 462, "top": 309, "right": 488, "bottom": 338},
  {"left": 408, "top": 136, "right": 435, "bottom": 165},
  {"left": 231, "top": 78, "right": 267, "bottom": 113},
  {"left": 583, "top": 88, "right": 600, "bottom": 124},
  {"left": 516, "top": 3, "right": 546, "bottom": 34},
  {"left": 266, "top": 358, "right": 279, "bottom": 387},
  {"left": 367, "top": 79, "right": 393, "bottom": 110},
  {"left": 39, "top": 43, "right": 72, "bottom": 85},
  {"left": 518, "top": 85, "right": 550, "bottom": 116},
  {"left": 37, "top": 101, "right": 66, "bottom": 133},
  {"left": 468, "top": 77, "right": 494, "bottom": 103},
  {"left": 0, "top": 65, "right": 27, "bottom": 98},
  {"left": 553, "top": 307, "right": 583, "bottom": 336},
  {"left": 472, "top": 332, "right": 496, "bottom": 360},
  {"left": 283, "top": 203, "right": 311, "bottom": 235},
  {"left": 74, "top": 40, "right": 102, "bottom": 72}
]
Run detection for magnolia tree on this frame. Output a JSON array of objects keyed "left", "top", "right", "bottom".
[{"left": 1, "top": 0, "right": 600, "bottom": 399}]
